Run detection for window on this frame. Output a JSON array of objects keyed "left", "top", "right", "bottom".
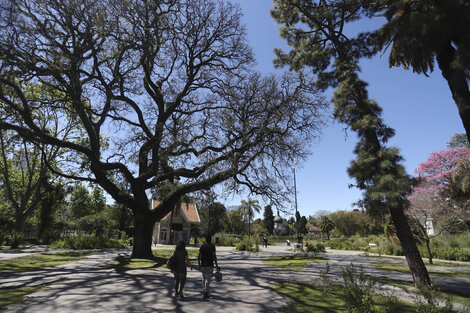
[{"left": 160, "top": 230, "right": 167, "bottom": 242}]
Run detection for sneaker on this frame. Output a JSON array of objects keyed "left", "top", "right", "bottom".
[{"left": 203, "top": 292, "right": 209, "bottom": 299}]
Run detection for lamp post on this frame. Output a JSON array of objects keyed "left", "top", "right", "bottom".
[{"left": 293, "top": 159, "right": 302, "bottom": 249}]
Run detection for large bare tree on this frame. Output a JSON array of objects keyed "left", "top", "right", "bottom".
[{"left": 0, "top": 0, "right": 326, "bottom": 258}]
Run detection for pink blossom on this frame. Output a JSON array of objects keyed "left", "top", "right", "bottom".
[{"left": 414, "top": 147, "right": 470, "bottom": 187}]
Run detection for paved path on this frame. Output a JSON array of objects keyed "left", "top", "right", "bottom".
[
  {"left": 1, "top": 245, "right": 469, "bottom": 312},
  {"left": 0, "top": 245, "right": 65, "bottom": 261}
]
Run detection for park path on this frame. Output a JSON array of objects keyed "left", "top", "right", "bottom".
[
  {"left": 1, "top": 245, "right": 469, "bottom": 312},
  {"left": 0, "top": 245, "right": 66, "bottom": 261}
]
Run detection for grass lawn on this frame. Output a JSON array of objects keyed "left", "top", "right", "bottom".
[
  {"left": 273, "top": 281, "right": 416, "bottom": 313},
  {"left": 0, "top": 284, "right": 49, "bottom": 310},
  {"left": 360, "top": 254, "right": 470, "bottom": 269},
  {"left": 374, "top": 276, "right": 470, "bottom": 305},
  {"left": 371, "top": 262, "right": 470, "bottom": 280},
  {"left": 108, "top": 248, "right": 199, "bottom": 272},
  {"left": 371, "top": 262, "right": 470, "bottom": 305},
  {"left": 263, "top": 254, "right": 326, "bottom": 271},
  {"left": 153, "top": 248, "right": 199, "bottom": 259},
  {"left": 0, "top": 251, "right": 96, "bottom": 274}
]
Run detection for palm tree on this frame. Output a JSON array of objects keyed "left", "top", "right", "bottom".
[
  {"left": 239, "top": 198, "right": 261, "bottom": 237},
  {"left": 318, "top": 216, "right": 335, "bottom": 240},
  {"left": 376, "top": 0, "right": 470, "bottom": 142}
]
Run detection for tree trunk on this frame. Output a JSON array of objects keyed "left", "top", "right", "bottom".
[
  {"left": 426, "top": 239, "right": 433, "bottom": 265},
  {"left": 119, "top": 205, "right": 126, "bottom": 231},
  {"left": 390, "top": 205, "right": 431, "bottom": 286},
  {"left": 38, "top": 196, "right": 53, "bottom": 244},
  {"left": 436, "top": 42, "right": 470, "bottom": 143},
  {"left": 131, "top": 199, "right": 155, "bottom": 259},
  {"left": 248, "top": 218, "right": 251, "bottom": 238},
  {"left": 168, "top": 206, "right": 175, "bottom": 245},
  {"left": 14, "top": 209, "right": 26, "bottom": 233}
]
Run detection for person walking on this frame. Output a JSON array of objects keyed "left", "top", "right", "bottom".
[
  {"left": 198, "top": 235, "right": 218, "bottom": 299},
  {"left": 171, "top": 240, "right": 193, "bottom": 298}
]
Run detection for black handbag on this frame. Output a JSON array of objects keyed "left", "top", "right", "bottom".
[
  {"left": 215, "top": 267, "right": 222, "bottom": 282},
  {"left": 167, "top": 253, "right": 176, "bottom": 270}
]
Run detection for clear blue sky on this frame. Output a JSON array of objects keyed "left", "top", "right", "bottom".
[{"left": 223, "top": 0, "right": 464, "bottom": 218}]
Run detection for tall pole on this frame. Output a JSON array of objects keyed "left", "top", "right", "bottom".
[{"left": 293, "top": 159, "right": 299, "bottom": 240}]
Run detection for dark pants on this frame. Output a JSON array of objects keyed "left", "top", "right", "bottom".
[{"left": 174, "top": 273, "right": 187, "bottom": 293}]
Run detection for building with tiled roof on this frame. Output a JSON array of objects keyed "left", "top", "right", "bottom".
[
  {"left": 308, "top": 226, "right": 321, "bottom": 236},
  {"left": 151, "top": 199, "right": 201, "bottom": 245}
]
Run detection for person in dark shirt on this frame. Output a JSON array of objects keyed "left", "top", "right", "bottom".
[
  {"left": 171, "top": 240, "right": 193, "bottom": 298},
  {"left": 198, "top": 235, "right": 218, "bottom": 299}
]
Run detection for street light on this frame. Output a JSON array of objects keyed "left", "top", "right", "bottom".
[{"left": 293, "top": 159, "right": 302, "bottom": 248}]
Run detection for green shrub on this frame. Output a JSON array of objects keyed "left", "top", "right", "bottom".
[
  {"left": 448, "top": 239, "right": 460, "bottom": 249},
  {"left": 50, "top": 235, "right": 125, "bottom": 249},
  {"left": 235, "top": 236, "right": 259, "bottom": 252},
  {"left": 430, "top": 234, "right": 470, "bottom": 250},
  {"left": 413, "top": 283, "right": 453, "bottom": 313},
  {"left": 341, "top": 263, "right": 378, "bottom": 313},
  {"left": 326, "top": 236, "right": 382, "bottom": 252},
  {"left": 418, "top": 245, "right": 470, "bottom": 261},
  {"left": 434, "top": 248, "right": 470, "bottom": 261},
  {"left": 306, "top": 242, "right": 326, "bottom": 254},
  {"left": 118, "top": 231, "right": 131, "bottom": 245},
  {"left": 0, "top": 233, "right": 6, "bottom": 247},
  {"left": 376, "top": 240, "right": 404, "bottom": 256},
  {"left": 235, "top": 241, "right": 246, "bottom": 251},
  {"left": 297, "top": 233, "right": 470, "bottom": 260},
  {"left": 213, "top": 234, "right": 238, "bottom": 246},
  {"left": 9, "top": 232, "right": 24, "bottom": 249}
]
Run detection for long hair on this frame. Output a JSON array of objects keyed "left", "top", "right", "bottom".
[{"left": 175, "top": 240, "right": 186, "bottom": 251}]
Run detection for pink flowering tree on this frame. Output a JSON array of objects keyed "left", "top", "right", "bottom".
[
  {"left": 448, "top": 155, "right": 470, "bottom": 211},
  {"left": 414, "top": 147, "right": 470, "bottom": 188},
  {"left": 407, "top": 186, "right": 452, "bottom": 264},
  {"left": 414, "top": 147, "right": 470, "bottom": 216},
  {"left": 408, "top": 147, "right": 470, "bottom": 261}
]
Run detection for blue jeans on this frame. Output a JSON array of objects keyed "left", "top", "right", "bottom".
[{"left": 200, "top": 266, "right": 214, "bottom": 293}]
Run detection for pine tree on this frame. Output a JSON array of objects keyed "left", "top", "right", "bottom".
[
  {"left": 272, "top": 0, "right": 431, "bottom": 286},
  {"left": 263, "top": 205, "right": 274, "bottom": 235}
]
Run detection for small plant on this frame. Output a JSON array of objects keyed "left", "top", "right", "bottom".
[
  {"left": 319, "top": 261, "right": 330, "bottom": 295},
  {"left": 413, "top": 283, "right": 454, "bottom": 313},
  {"left": 118, "top": 231, "right": 131, "bottom": 245},
  {"left": 341, "top": 263, "right": 378, "bottom": 313},
  {"left": 458, "top": 304, "right": 470, "bottom": 313},
  {"left": 379, "top": 290, "right": 402, "bottom": 313},
  {"left": 0, "top": 233, "right": 6, "bottom": 248},
  {"left": 306, "top": 242, "right": 326, "bottom": 254},
  {"left": 9, "top": 232, "right": 24, "bottom": 249},
  {"left": 235, "top": 236, "right": 260, "bottom": 252}
]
